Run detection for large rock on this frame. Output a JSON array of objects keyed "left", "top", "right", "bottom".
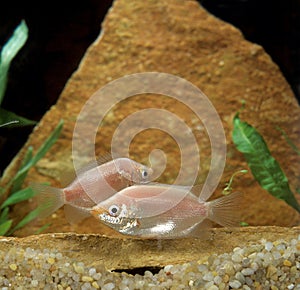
[
  {"left": 0, "top": 227, "right": 298, "bottom": 270},
  {"left": 1, "top": 0, "right": 300, "bottom": 237}
]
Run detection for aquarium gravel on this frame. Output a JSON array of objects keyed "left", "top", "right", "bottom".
[{"left": 0, "top": 236, "right": 299, "bottom": 289}]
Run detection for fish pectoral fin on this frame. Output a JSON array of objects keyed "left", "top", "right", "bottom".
[{"left": 64, "top": 204, "right": 91, "bottom": 224}]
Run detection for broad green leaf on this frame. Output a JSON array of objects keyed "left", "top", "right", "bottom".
[
  {"left": 0, "top": 219, "right": 13, "bottom": 236},
  {"left": 0, "top": 187, "right": 35, "bottom": 209},
  {"left": 0, "top": 20, "right": 28, "bottom": 104},
  {"left": 8, "top": 206, "right": 43, "bottom": 235},
  {"left": 11, "top": 146, "right": 33, "bottom": 192},
  {"left": 232, "top": 114, "right": 300, "bottom": 213},
  {"left": 0, "top": 107, "right": 36, "bottom": 128}
]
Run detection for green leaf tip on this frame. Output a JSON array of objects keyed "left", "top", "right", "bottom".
[
  {"left": 0, "top": 20, "right": 28, "bottom": 104},
  {"left": 232, "top": 115, "right": 300, "bottom": 213},
  {"left": 0, "top": 107, "right": 36, "bottom": 128}
]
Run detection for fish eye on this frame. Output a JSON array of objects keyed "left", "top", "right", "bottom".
[
  {"left": 141, "top": 169, "right": 148, "bottom": 178},
  {"left": 108, "top": 205, "right": 120, "bottom": 216}
]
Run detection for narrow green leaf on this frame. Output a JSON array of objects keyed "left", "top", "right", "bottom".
[
  {"left": 0, "top": 207, "right": 9, "bottom": 224},
  {"left": 31, "top": 119, "right": 64, "bottom": 164},
  {"left": 232, "top": 114, "right": 300, "bottom": 213},
  {"left": 0, "top": 187, "right": 35, "bottom": 209},
  {"left": 8, "top": 206, "right": 43, "bottom": 235},
  {"left": 11, "top": 146, "right": 33, "bottom": 192},
  {"left": 0, "top": 20, "right": 28, "bottom": 104},
  {"left": 34, "top": 223, "right": 51, "bottom": 235},
  {"left": 0, "top": 219, "right": 13, "bottom": 236},
  {"left": 0, "top": 120, "right": 19, "bottom": 127},
  {"left": 11, "top": 120, "right": 64, "bottom": 187},
  {"left": 0, "top": 107, "right": 36, "bottom": 128}
]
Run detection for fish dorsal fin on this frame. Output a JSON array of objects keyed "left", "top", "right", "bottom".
[
  {"left": 73, "top": 152, "right": 114, "bottom": 178},
  {"left": 64, "top": 204, "right": 91, "bottom": 224},
  {"left": 96, "top": 152, "right": 113, "bottom": 165},
  {"left": 190, "top": 184, "right": 203, "bottom": 199},
  {"left": 60, "top": 170, "right": 76, "bottom": 187}
]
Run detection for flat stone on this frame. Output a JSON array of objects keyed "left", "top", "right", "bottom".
[
  {"left": 0, "top": 0, "right": 299, "bottom": 237},
  {"left": 0, "top": 227, "right": 298, "bottom": 270}
]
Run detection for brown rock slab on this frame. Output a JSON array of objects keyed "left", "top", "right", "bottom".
[
  {"left": 0, "top": 227, "right": 299, "bottom": 270},
  {"left": 1, "top": 0, "right": 299, "bottom": 237}
]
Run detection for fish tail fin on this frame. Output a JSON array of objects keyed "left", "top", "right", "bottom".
[
  {"left": 207, "top": 191, "right": 243, "bottom": 227},
  {"left": 30, "top": 183, "right": 64, "bottom": 219}
]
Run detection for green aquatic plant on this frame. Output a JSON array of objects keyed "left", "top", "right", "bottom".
[
  {"left": 0, "top": 20, "right": 36, "bottom": 127},
  {"left": 222, "top": 169, "right": 248, "bottom": 195},
  {"left": 232, "top": 113, "right": 300, "bottom": 213},
  {"left": 0, "top": 120, "right": 64, "bottom": 235}
]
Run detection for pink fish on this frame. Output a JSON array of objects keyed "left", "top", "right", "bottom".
[
  {"left": 33, "top": 157, "right": 153, "bottom": 223},
  {"left": 90, "top": 184, "right": 243, "bottom": 238}
]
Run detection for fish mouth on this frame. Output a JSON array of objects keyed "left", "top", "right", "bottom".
[{"left": 90, "top": 207, "right": 107, "bottom": 217}]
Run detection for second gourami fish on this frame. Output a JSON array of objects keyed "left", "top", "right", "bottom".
[
  {"left": 90, "top": 184, "right": 243, "bottom": 238},
  {"left": 33, "top": 157, "right": 153, "bottom": 223}
]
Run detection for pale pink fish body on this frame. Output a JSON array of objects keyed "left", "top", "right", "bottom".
[
  {"left": 33, "top": 158, "right": 153, "bottom": 223},
  {"left": 90, "top": 184, "right": 242, "bottom": 238}
]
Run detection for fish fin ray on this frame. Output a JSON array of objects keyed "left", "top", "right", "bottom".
[
  {"left": 64, "top": 204, "right": 91, "bottom": 224},
  {"left": 30, "top": 182, "right": 64, "bottom": 219},
  {"left": 208, "top": 191, "right": 243, "bottom": 227},
  {"left": 73, "top": 152, "right": 114, "bottom": 177},
  {"left": 96, "top": 152, "right": 113, "bottom": 165}
]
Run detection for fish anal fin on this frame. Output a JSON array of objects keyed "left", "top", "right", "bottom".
[
  {"left": 187, "top": 219, "right": 213, "bottom": 240},
  {"left": 64, "top": 204, "right": 91, "bottom": 224}
]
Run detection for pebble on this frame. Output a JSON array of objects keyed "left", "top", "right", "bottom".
[
  {"left": 9, "top": 264, "right": 17, "bottom": 271},
  {"left": 0, "top": 238, "right": 299, "bottom": 289},
  {"left": 229, "top": 280, "right": 242, "bottom": 289},
  {"left": 283, "top": 259, "right": 292, "bottom": 267},
  {"left": 265, "top": 242, "right": 273, "bottom": 251},
  {"left": 81, "top": 276, "right": 93, "bottom": 282},
  {"left": 241, "top": 267, "right": 255, "bottom": 276},
  {"left": 92, "top": 281, "right": 100, "bottom": 289}
]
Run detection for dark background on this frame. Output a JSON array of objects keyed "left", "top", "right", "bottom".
[{"left": 0, "top": 0, "right": 299, "bottom": 174}]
